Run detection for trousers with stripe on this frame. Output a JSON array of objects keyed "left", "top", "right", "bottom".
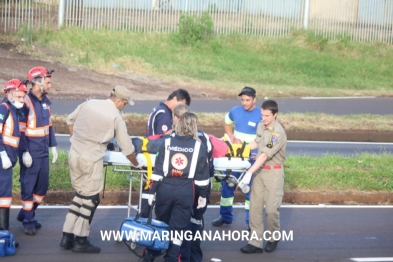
[
  {"left": 62, "top": 148, "right": 103, "bottom": 237},
  {"left": 0, "top": 166, "right": 13, "bottom": 208},
  {"left": 18, "top": 156, "right": 49, "bottom": 229},
  {"left": 180, "top": 184, "right": 211, "bottom": 262},
  {"left": 219, "top": 149, "right": 257, "bottom": 225},
  {"left": 146, "top": 179, "right": 194, "bottom": 262}
]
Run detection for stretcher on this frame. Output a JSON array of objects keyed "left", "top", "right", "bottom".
[
  {"left": 103, "top": 151, "right": 252, "bottom": 210},
  {"left": 103, "top": 150, "right": 251, "bottom": 251}
]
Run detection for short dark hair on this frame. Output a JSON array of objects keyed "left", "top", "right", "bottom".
[
  {"left": 261, "top": 100, "right": 278, "bottom": 115},
  {"left": 167, "top": 89, "right": 191, "bottom": 106}
]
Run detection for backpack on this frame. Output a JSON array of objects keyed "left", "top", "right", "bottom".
[
  {"left": 0, "top": 230, "right": 16, "bottom": 256},
  {"left": 208, "top": 134, "right": 229, "bottom": 158},
  {"left": 208, "top": 134, "right": 251, "bottom": 160}
]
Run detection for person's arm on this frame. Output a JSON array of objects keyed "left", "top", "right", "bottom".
[
  {"left": 150, "top": 141, "right": 166, "bottom": 194},
  {"left": 125, "top": 152, "right": 139, "bottom": 166},
  {"left": 155, "top": 113, "right": 172, "bottom": 135},
  {"left": 0, "top": 104, "right": 8, "bottom": 152},
  {"left": 66, "top": 101, "right": 87, "bottom": 137},
  {"left": 223, "top": 111, "right": 234, "bottom": 141},
  {"left": 194, "top": 143, "right": 210, "bottom": 198},
  {"left": 114, "top": 116, "right": 138, "bottom": 166},
  {"left": 68, "top": 125, "right": 74, "bottom": 136},
  {"left": 48, "top": 104, "right": 58, "bottom": 148}
]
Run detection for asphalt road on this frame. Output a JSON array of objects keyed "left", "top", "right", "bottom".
[
  {"left": 51, "top": 97, "right": 393, "bottom": 115},
  {"left": 7, "top": 206, "right": 393, "bottom": 262},
  {"left": 55, "top": 135, "right": 393, "bottom": 156}
]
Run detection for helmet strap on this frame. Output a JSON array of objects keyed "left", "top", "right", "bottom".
[{"left": 40, "top": 77, "right": 45, "bottom": 93}]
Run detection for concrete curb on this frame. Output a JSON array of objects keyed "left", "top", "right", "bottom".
[{"left": 11, "top": 190, "right": 392, "bottom": 206}]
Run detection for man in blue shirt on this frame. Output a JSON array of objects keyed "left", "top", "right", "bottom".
[
  {"left": 212, "top": 86, "right": 262, "bottom": 229},
  {"left": 146, "top": 89, "right": 191, "bottom": 137}
]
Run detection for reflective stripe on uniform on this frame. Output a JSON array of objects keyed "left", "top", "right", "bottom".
[
  {"left": 173, "top": 238, "right": 182, "bottom": 246},
  {"left": 22, "top": 201, "right": 34, "bottom": 210},
  {"left": 245, "top": 200, "right": 250, "bottom": 210},
  {"left": 190, "top": 217, "right": 203, "bottom": 225},
  {"left": 1, "top": 103, "right": 20, "bottom": 148},
  {"left": 0, "top": 198, "right": 12, "bottom": 208},
  {"left": 188, "top": 141, "right": 201, "bottom": 179},
  {"left": 163, "top": 138, "right": 170, "bottom": 177},
  {"left": 33, "top": 194, "right": 45, "bottom": 203},
  {"left": 19, "top": 122, "right": 26, "bottom": 132},
  {"left": 24, "top": 96, "right": 50, "bottom": 137},
  {"left": 3, "top": 136, "right": 20, "bottom": 147},
  {"left": 220, "top": 197, "right": 234, "bottom": 207},
  {"left": 141, "top": 193, "right": 150, "bottom": 199},
  {"left": 195, "top": 178, "right": 210, "bottom": 186},
  {"left": 25, "top": 126, "right": 50, "bottom": 137},
  {"left": 151, "top": 174, "right": 163, "bottom": 181}
]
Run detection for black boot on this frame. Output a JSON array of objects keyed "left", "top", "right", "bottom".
[
  {"left": 0, "top": 208, "right": 10, "bottom": 230},
  {"left": 72, "top": 236, "right": 101, "bottom": 253},
  {"left": 60, "top": 232, "right": 75, "bottom": 250},
  {"left": 0, "top": 208, "right": 18, "bottom": 247}
]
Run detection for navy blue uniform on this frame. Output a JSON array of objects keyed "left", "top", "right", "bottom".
[
  {"left": 0, "top": 99, "right": 25, "bottom": 207},
  {"left": 146, "top": 102, "right": 172, "bottom": 136},
  {"left": 180, "top": 131, "right": 213, "bottom": 262},
  {"left": 146, "top": 134, "right": 210, "bottom": 262},
  {"left": 17, "top": 91, "right": 57, "bottom": 230}
]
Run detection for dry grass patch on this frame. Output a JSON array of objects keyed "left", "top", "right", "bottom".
[{"left": 52, "top": 112, "right": 392, "bottom": 132}]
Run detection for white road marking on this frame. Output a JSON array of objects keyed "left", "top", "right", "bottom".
[
  {"left": 301, "top": 97, "right": 376, "bottom": 99},
  {"left": 10, "top": 205, "right": 393, "bottom": 209},
  {"left": 288, "top": 140, "right": 393, "bottom": 145},
  {"left": 351, "top": 258, "right": 393, "bottom": 262}
]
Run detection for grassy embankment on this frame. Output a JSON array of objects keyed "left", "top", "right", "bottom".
[
  {"left": 10, "top": 151, "right": 393, "bottom": 193},
  {"left": 6, "top": 27, "right": 393, "bottom": 192},
  {"left": 11, "top": 27, "right": 393, "bottom": 97}
]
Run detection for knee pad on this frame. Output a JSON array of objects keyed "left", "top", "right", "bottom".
[{"left": 69, "top": 193, "right": 100, "bottom": 224}]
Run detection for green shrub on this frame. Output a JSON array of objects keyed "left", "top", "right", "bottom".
[{"left": 175, "top": 11, "right": 214, "bottom": 45}]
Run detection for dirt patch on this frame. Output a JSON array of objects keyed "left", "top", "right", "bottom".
[{"left": 0, "top": 41, "right": 229, "bottom": 100}]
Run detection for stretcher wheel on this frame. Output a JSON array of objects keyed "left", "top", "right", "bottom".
[{"left": 130, "top": 243, "right": 137, "bottom": 250}]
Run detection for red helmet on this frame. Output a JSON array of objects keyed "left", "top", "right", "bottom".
[
  {"left": 4, "top": 79, "right": 28, "bottom": 93},
  {"left": 27, "top": 67, "right": 54, "bottom": 81}
]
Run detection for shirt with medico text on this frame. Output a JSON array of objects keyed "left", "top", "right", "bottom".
[{"left": 66, "top": 99, "right": 135, "bottom": 162}]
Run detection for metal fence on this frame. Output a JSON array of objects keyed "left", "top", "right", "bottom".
[{"left": 1, "top": 0, "right": 393, "bottom": 44}]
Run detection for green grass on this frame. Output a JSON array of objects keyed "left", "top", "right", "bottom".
[
  {"left": 10, "top": 27, "right": 393, "bottom": 97},
  {"left": 11, "top": 151, "right": 393, "bottom": 192}
]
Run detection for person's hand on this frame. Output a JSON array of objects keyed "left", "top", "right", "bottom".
[
  {"left": 197, "top": 196, "right": 207, "bottom": 209},
  {"left": 135, "top": 154, "right": 145, "bottom": 168},
  {"left": 22, "top": 151, "right": 33, "bottom": 167},
  {"left": 0, "top": 151, "right": 12, "bottom": 169},
  {"left": 238, "top": 172, "right": 252, "bottom": 187},
  {"left": 233, "top": 138, "right": 242, "bottom": 144},
  {"left": 51, "top": 147, "right": 58, "bottom": 163},
  {"left": 147, "top": 194, "right": 156, "bottom": 206}
]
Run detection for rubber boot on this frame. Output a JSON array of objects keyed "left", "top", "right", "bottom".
[
  {"left": 72, "top": 236, "right": 101, "bottom": 253},
  {"left": 0, "top": 208, "right": 9, "bottom": 230},
  {"left": 0, "top": 208, "right": 18, "bottom": 248}
]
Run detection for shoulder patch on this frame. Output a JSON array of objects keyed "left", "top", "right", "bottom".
[{"left": 271, "top": 132, "right": 280, "bottom": 142}]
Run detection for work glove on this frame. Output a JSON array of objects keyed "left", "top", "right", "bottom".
[
  {"left": 51, "top": 147, "right": 58, "bottom": 163},
  {"left": 135, "top": 154, "right": 145, "bottom": 168},
  {"left": 0, "top": 151, "right": 12, "bottom": 169},
  {"left": 147, "top": 194, "right": 156, "bottom": 206},
  {"left": 22, "top": 151, "right": 33, "bottom": 168},
  {"left": 238, "top": 172, "right": 252, "bottom": 189},
  {"left": 197, "top": 196, "right": 207, "bottom": 209}
]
